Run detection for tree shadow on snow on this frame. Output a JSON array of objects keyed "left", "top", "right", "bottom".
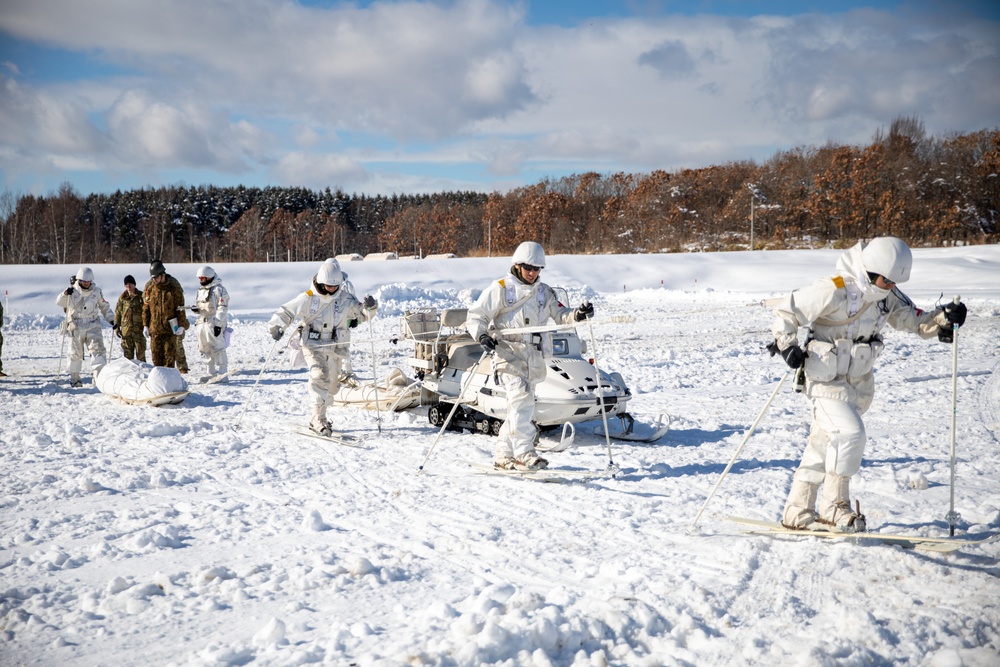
[
  {"left": 616, "top": 457, "right": 799, "bottom": 483},
  {"left": 182, "top": 393, "right": 240, "bottom": 408},
  {"left": 662, "top": 425, "right": 743, "bottom": 447}
]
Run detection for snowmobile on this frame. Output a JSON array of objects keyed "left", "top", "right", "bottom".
[{"left": 397, "top": 307, "right": 655, "bottom": 445}]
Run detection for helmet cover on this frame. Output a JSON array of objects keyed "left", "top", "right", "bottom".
[
  {"left": 317, "top": 258, "right": 343, "bottom": 287},
  {"left": 861, "top": 237, "right": 912, "bottom": 284},
  {"left": 511, "top": 241, "right": 546, "bottom": 268}
]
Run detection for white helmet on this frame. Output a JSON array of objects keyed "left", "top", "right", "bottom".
[
  {"left": 75, "top": 267, "right": 94, "bottom": 283},
  {"left": 197, "top": 265, "right": 216, "bottom": 280},
  {"left": 317, "top": 258, "right": 343, "bottom": 287},
  {"left": 861, "top": 237, "right": 912, "bottom": 284},
  {"left": 511, "top": 241, "right": 546, "bottom": 268}
]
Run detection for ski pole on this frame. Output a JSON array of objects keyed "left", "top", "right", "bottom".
[
  {"left": 945, "top": 295, "right": 962, "bottom": 536},
  {"left": 418, "top": 350, "right": 489, "bottom": 472},
  {"left": 367, "top": 314, "right": 382, "bottom": 434},
  {"left": 689, "top": 369, "right": 792, "bottom": 531},
  {"left": 233, "top": 336, "right": 281, "bottom": 430},
  {"left": 585, "top": 314, "right": 616, "bottom": 469},
  {"left": 58, "top": 323, "right": 67, "bottom": 376}
]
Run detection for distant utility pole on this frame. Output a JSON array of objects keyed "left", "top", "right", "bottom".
[{"left": 750, "top": 194, "right": 756, "bottom": 251}]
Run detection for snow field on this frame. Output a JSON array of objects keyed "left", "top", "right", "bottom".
[{"left": 1, "top": 249, "right": 999, "bottom": 666}]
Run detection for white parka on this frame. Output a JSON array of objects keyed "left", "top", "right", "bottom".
[
  {"left": 772, "top": 241, "right": 947, "bottom": 410},
  {"left": 196, "top": 276, "right": 230, "bottom": 352},
  {"left": 269, "top": 278, "right": 371, "bottom": 358},
  {"left": 466, "top": 270, "right": 576, "bottom": 384},
  {"left": 56, "top": 283, "right": 113, "bottom": 334}
]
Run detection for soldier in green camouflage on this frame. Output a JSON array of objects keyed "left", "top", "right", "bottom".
[
  {"left": 114, "top": 275, "right": 146, "bottom": 362},
  {"left": 143, "top": 260, "right": 190, "bottom": 368}
]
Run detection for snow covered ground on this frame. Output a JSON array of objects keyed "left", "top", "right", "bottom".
[{"left": 1, "top": 246, "right": 999, "bottom": 667}]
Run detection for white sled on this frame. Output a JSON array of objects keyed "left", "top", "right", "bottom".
[
  {"left": 95, "top": 357, "right": 190, "bottom": 406},
  {"left": 594, "top": 412, "right": 670, "bottom": 443},
  {"left": 397, "top": 307, "right": 635, "bottom": 436},
  {"left": 332, "top": 367, "right": 422, "bottom": 412}
]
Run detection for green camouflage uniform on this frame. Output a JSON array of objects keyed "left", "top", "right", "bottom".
[
  {"left": 115, "top": 289, "right": 146, "bottom": 361},
  {"left": 143, "top": 274, "right": 189, "bottom": 368}
]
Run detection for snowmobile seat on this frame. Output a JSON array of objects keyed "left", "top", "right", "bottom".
[
  {"left": 440, "top": 308, "right": 468, "bottom": 328},
  {"left": 402, "top": 309, "right": 441, "bottom": 340},
  {"left": 436, "top": 308, "right": 472, "bottom": 345}
]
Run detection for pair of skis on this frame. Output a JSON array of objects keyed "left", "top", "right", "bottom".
[
  {"left": 463, "top": 460, "right": 621, "bottom": 483},
  {"left": 726, "top": 516, "right": 1000, "bottom": 553},
  {"left": 290, "top": 424, "right": 367, "bottom": 448}
]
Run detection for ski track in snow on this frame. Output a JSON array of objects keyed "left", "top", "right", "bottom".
[{"left": 1, "top": 252, "right": 1000, "bottom": 666}]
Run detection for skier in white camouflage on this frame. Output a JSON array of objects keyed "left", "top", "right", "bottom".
[
  {"left": 56, "top": 267, "right": 115, "bottom": 387},
  {"left": 769, "top": 237, "right": 967, "bottom": 532},
  {"left": 466, "top": 241, "right": 594, "bottom": 470},
  {"left": 268, "top": 258, "right": 378, "bottom": 436},
  {"left": 193, "top": 266, "right": 230, "bottom": 380}
]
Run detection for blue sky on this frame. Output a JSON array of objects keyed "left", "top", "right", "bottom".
[{"left": 1, "top": 0, "right": 998, "bottom": 197}]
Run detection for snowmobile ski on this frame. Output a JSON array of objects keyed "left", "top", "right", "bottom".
[
  {"left": 594, "top": 412, "right": 670, "bottom": 443},
  {"left": 726, "top": 516, "right": 1000, "bottom": 553},
  {"left": 291, "top": 424, "right": 367, "bottom": 448},
  {"left": 463, "top": 460, "right": 620, "bottom": 483}
]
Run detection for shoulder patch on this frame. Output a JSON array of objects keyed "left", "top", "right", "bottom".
[
  {"left": 498, "top": 279, "right": 506, "bottom": 288},
  {"left": 305, "top": 289, "right": 315, "bottom": 297},
  {"left": 831, "top": 276, "right": 846, "bottom": 289}
]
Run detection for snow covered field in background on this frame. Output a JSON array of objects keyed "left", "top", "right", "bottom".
[{"left": 1, "top": 246, "right": 999, "bottom": 666}]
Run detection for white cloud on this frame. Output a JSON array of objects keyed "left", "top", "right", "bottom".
[
  {"left": 269, "top": 151, "right": 368, "bottom": 190},
  {"left": 0, "top": 76, "right": 106, "bottom": 154}
]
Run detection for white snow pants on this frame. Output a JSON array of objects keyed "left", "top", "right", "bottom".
[
  {"left": 494, "top": 373, "right": 537, "bottom": 459},
  {"left": 67, "top": 323, "right": 107, "bottom": 382},
  {"left": 791, "top": 394, "right": 867, "bottom": 485},
  {"left": 196, "top": 321, "right": 228, "bottom": 375},
  {"left": 302, "top": 346, "right": 344, "bottom": 421}
]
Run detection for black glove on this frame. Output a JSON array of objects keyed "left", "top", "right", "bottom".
[
  {"left": 190, "top": 306, "right": 201, "bottom": 314},
  {"left": 937, "top": 326, "right": 957, "bottom": 344},
  {"left": 269, "top": 325, "right": 284, "bottom": 341},
  {"left": 113, "top": 324, "right": 121, "bottom": 335},
  {"left": 574, "top": 301, "right": 595, "bottom": 321},
  {"left": 479, "top": 333, "right": 497, "bottom": 353},
  {"left": 213, "top": 325, "right": 222, "bottom": 337},
  {"left": 943, "top": 301, "right": 967, "bottom": 328},
  {"left": 64, "top": 287, "right": 74, "bottom": 296},
  {"left": 348, "top": 318, "right": 359, "bottom": 329},
  {"left": 768, "top": 341, "right": 805, "bottom": 369},
  {"left": 363, "top": 295, "right": 377, "bottom": 310}
]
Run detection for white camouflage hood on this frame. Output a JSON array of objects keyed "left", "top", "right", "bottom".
[{"left": 835, "top": 242, "right": 891, "bottom": 303}]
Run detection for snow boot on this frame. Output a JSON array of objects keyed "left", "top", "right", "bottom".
[
  {"left": 819, "top": 473, "right": 866, "bottom": 533},
  {"left": 309, "top": 416, "right": 333, "bottom": 437},
  {"left": 514, "top": 452, "right": 549, "bottom": 470},
  {"left": 781, "top": 479, "right": 820, "bottom": 529},
  {"left": 494, "top": 456, "right": 518, "bottom": 470}
]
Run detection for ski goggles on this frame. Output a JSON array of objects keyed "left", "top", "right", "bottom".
[{"left": 519, "top": 264, "right": 542, "bottom": 273}]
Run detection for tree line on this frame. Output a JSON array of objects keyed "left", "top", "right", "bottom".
[{"left": 1, "top": 117, "right": 996, "bottom": 265}]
